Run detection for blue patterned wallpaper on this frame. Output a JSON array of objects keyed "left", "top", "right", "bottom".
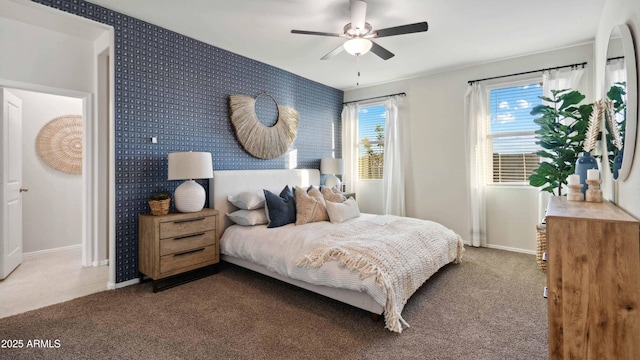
[{"left": 32, "top": 0, "right": 344, "bottom": 283}]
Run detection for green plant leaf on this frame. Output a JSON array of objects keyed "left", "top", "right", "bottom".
[{"left": 558, "top": 91, "right": 585, "bottom": 111}]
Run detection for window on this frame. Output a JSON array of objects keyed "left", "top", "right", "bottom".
[
  {"left": 488, "top": 80, "right": 542, "bottom": 183},
  {"left": 358, "top": 104, "right": 386, "bottom": 179}
]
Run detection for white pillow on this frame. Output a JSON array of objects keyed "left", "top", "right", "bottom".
[
  {"left": 227, "top": 191, "right": 265, "bottom": 210},
  {"left": 325, "top": 198, "right": 360, "bottom": 223},
  {"left": 226, "top": 209, "right": 268, "bottom": 226}
]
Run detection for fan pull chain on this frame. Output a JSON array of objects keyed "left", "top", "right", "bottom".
[{"left": 356, "top": 56, "right": 361, "bottom": 86}]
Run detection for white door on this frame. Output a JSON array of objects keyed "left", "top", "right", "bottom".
[{"left": 1, "top": 88, "right": 23, "bottom": 280}]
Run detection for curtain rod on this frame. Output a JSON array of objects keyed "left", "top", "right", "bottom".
[
  {"left": 467, "top": 61, "right": 588, "bottom": 85},
  {"left": 343, "top": 92, "right": 406, "bottom": 105}
]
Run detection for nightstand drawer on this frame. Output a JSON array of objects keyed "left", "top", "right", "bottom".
[
  {"left": 160, "top": 230, "right": 215, "bottom": 256},
  {"left": 160, "top": 245, "right": 216, "bottom": 274},
  {"left": 139, "top": 208, "right": 219, "bottom": 290},
  {"left": 160, "top": 215, "right": 216, "bottom": 239}
]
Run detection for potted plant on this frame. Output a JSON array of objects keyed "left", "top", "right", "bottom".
[
  {"left": 148, "top": 193, "right": 171, "bottom": 216},
  {"left": 528, "top": 89, "right": 593, "bottom": 273},
  {"left": 528, "top": 89, "right": 593, "bottom": 196}
]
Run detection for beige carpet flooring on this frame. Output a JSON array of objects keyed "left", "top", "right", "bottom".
[{"left": 0, "top": 247, "right": 548, "bottom": 360}]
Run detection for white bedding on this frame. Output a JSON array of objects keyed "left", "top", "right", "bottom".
[
  {"left": 221, "top": 214, "right": 387, "bottom": 305},
  {"left": 221, "top": 213, "right": 463, "bottom": 331}
]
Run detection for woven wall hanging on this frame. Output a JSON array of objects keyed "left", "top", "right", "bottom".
[
  {"left": 228, "top": 93, "right": 299, "bottom": 159},
  {"left": 36, "top": 115, "right": 83, "bottom": 174}
]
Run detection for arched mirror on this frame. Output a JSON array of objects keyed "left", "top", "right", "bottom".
[{"left": 604, "top": 24, "right": 637, "bottom": 181}]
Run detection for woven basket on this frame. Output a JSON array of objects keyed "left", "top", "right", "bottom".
[
  {"left": 149, "top": 199, "right": 170, "bottom": 216},
  {"left": 536, "top": 224, "right": 547, "bottom": 273}
]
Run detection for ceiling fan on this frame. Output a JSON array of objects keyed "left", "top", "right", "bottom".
[{"left": 291, "top": 0, "right": 428, "bottom": 61}]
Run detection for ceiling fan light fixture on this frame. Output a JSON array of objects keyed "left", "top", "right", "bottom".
[{"left": 343, "top": 38, "right": 372, "bottom": 56}]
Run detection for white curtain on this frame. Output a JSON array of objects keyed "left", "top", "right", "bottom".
[
  {"left": 464, "top": 83, "right": 489, "bottom": 247},
  {"left": 382, "top": 96, "right": 405, "bottom": 216},
  {"left": 537, "top": 68, "right": 586, "bottom": 223},
  {"left": 605, "top": 59, "right": 626, "bottom": 93},
  {"left": 542, "top": 68, "right": 586, "bottom": 107},
  {"left": 341, "top": 103, "right": 359, "bottom": 195}
]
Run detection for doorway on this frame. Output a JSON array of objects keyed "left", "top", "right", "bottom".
[
  {"left": 0, "top": 88, "right": 110, "bottom": 318},
  {"left": 0, "top": 0, "right": 116, "bottom": 315}
]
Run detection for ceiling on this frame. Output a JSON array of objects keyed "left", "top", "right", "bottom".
[{"left": 87, "top": 0, "right": 605, "bottom": 91}]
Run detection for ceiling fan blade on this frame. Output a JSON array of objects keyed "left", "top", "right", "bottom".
[
  {"left": 291, "top": 29, "right": 342, "bottom": 37},
  {"left": 350, "top": 0, "right": 367, "bottom": 32},
  {"left": 374, "top": 22, "right": 429, "bottom": 38},
  {"left": 370, "top": 41, "right": 394, "bottom": 60},
  {"left": 321, "top": 44, "right": 345, "bottom": 60}
]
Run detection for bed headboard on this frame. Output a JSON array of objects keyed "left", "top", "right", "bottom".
[{"left": 209, "top": 169, "right": 320, "bottom": 235}]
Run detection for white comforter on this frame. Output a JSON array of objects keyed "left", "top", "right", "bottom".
[{"left": 220, "top": 214, "right": 462, "bottom": 331}]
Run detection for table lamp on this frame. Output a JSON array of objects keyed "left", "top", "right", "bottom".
[
  {"left": 320, "top": 158, "right": 344, "bottom": 190},
  {"left": 168, "top": 151, "right": 213, "bottom": 212}
]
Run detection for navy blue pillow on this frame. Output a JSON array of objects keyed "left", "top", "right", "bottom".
[{"left": 264, "top": 186, "right": 296, "bottom": 228}]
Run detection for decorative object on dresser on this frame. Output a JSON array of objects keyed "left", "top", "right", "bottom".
[
  {"left": 168, "top": 151, "right": 213, "bottom": 213},
  {"left": 35, "top": 114, "right": 83, "bottom": 174},
  {"left": 545, "top": 197, "right": 640, "bottom": 359},
  {"left": 228, "top": 93, "right": 299, "bottom": 160},
  {"left": 148, "top": 193, "right": 170, "bottom": 216},
  {"left": 139, "top": 208, "right": 219, "bottom": 292},
  {"left": 584, "top": 169, "right": 603, "bottom": 202},
  {"left": 574, "top": 151, "right": 598, "bottom": 194},
  {"left": 320, "top": 157, "right": 344, "bottom": 189},
  {"left": 566, "top": 174, "right": 583, "bottom": 201}
]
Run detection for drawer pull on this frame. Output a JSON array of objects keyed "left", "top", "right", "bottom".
[
  {"left": 173, "top": 248, "right": 205, "bottom": 257},
  {"left": 542, "top": 252, "right": 547, "bottom": 262},
  {"left": 543, "top": 287, "right": 548, "bottom": 299},
  {"left": 174, "top": 233, "right": 205, "bottom": 241},
  {"left": 173, "top": 217, "right": 205, "bottom": 224}
]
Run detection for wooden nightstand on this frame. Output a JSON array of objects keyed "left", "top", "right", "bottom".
[{"left": 139, "top": 208, "right": 219, "bottom": 292}]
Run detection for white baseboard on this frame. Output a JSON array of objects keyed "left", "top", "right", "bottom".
[
  {"left": 485, "top": 244, "right": 536, "bottom": 255},
  {"left": 92, "top": 259, "right": 109, "bottom": 267},
  {"left": 108, "top": 277, "right": 139, "bottom": 290},
  {"left": 23, "top": 244, "right": 82, "bottom": 258}
]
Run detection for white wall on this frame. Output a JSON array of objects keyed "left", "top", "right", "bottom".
[
  {"left": 0, "top": 16, "right": 94, "bottom": 93},
  {"left": 595, "top": 0, "right": 640, "bottom": 219},
  {"left": 356, "top": 180, "right": 384, "bottom": 214},
  {"left": 344, "top": 44, "right": 594, "bottom": 253},
  {"left": 11, "top": 89, "right": 83, "bottom": 253}
]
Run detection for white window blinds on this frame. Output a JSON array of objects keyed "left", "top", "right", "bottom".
[{"left": 488, "top": 81, "right": 542, "bottom": 183}]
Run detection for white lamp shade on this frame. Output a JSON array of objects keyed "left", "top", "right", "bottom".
[
  {"left": 168, "top": 152, "right": 213, "bottom": 180},
  {"left": 320, "top": 158, "right": 344, "bottom": 175},
  {"left": 343, "top": 38, "right": 372, "bottom": 56}
]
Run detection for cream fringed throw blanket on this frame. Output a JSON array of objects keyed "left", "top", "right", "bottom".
[{"left": 296, "top": 215, "right": 464, "bottom": 333}]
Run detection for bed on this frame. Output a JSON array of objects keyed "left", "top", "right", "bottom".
[{"left": 209, "top": 169, "right": 463, "bottom": 332}]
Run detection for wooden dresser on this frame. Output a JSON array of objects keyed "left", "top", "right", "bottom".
[
  {"left": 545, "top": 197, "right": 640, "bottom": 359},
  {"left": 139, "top": 208, "right": 219, "bottom": 291}
]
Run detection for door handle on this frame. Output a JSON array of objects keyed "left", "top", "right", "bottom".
[{"left": 19, "top": 188, "right": 29, "bottom": 193}]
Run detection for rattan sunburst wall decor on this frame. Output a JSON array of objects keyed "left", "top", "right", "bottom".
[
  {"left": 228, "top": 93, "right": 299, "bottom": 159},
  {"left": 35, "top": 114, "right": 83, "bottom": 174}
]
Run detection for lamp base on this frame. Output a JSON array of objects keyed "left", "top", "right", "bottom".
[
  {"left": 174, "top": 180, "right": 206, "bottom": 212},
  {"left": 324, "top": 175, "right": 342, "bottom": 190}
]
